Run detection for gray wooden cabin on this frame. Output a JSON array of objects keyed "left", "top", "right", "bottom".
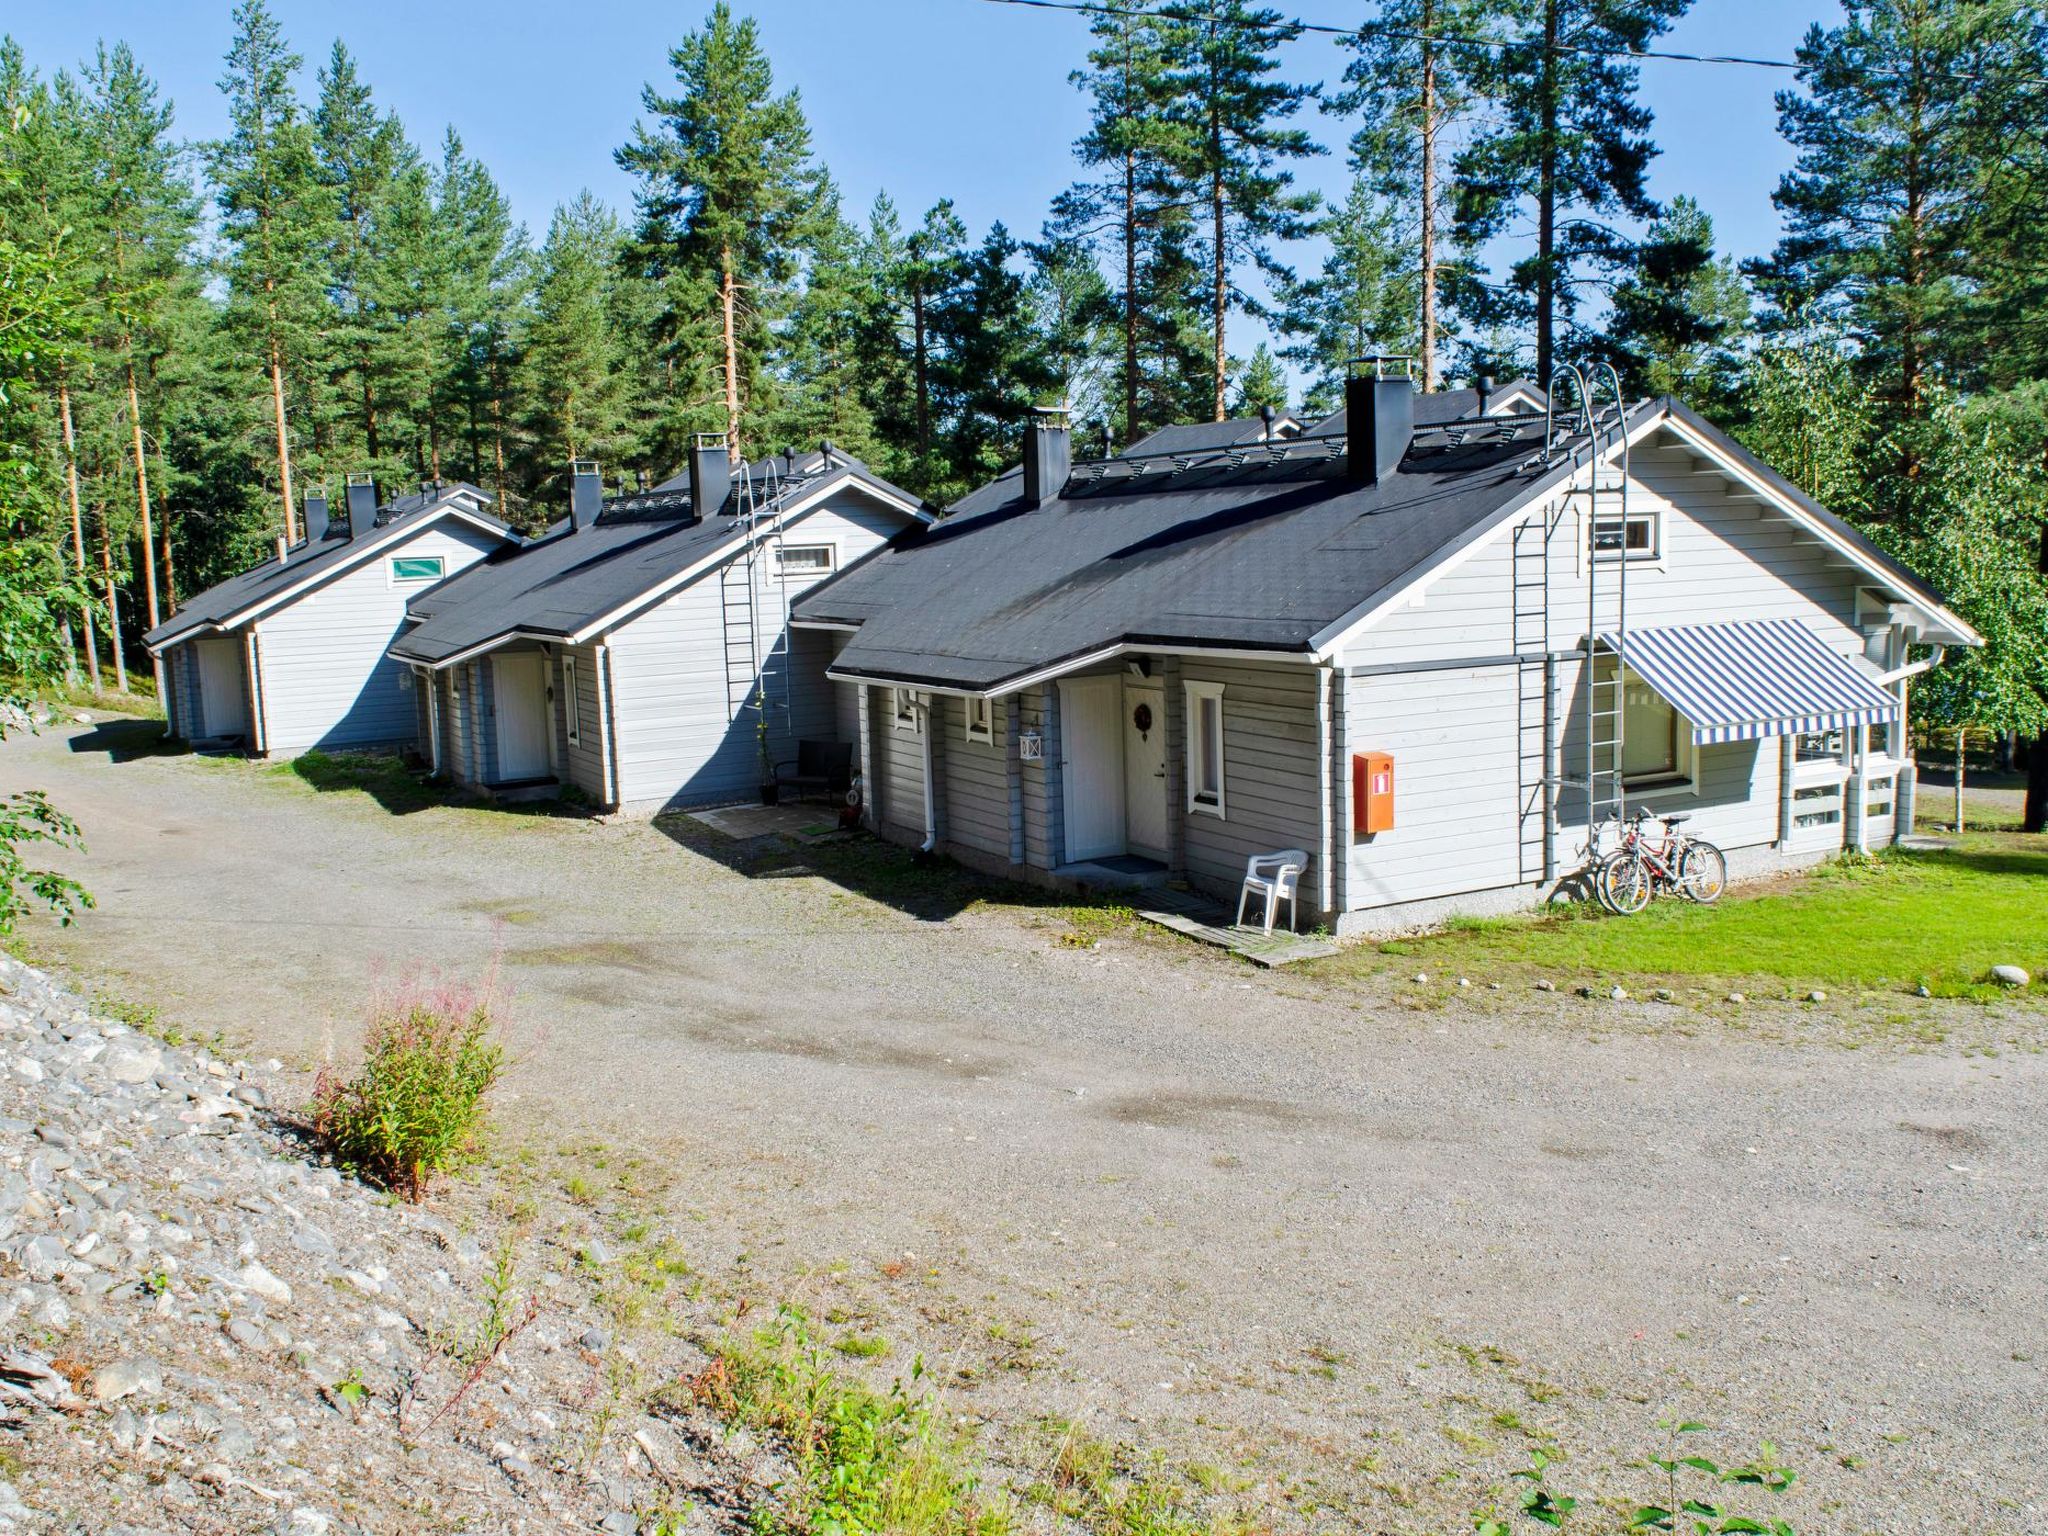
[
  {"left": 793, "top": 383, "right": 1979, "bottom": 935},
  {"left": 386, "top": 447, "right": 929, "bottom": 812},
  {"left": 142, "top": 480, "right": 514, "bottom": 757}
]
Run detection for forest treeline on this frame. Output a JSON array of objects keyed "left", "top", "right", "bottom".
[{"left": 0, "top": 0, "right": 2043, "bottom": 745}]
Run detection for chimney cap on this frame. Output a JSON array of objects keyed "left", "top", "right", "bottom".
[
  {"left": 345, "top": 470, "right": 375, "bottom": 488},
  {"left": 1347, "top": 354, "right": 1414, "bottom": 382},
  {"left": 571, "top": 458, "right": 601, "bottom": 476}
]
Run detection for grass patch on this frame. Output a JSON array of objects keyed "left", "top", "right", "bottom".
[
  {"left": 1025, "top": 1419, "right": 1257, "bottom": 1535},
  {"left": 1316, "top": 835, "right": 2048, "bottom": 999},
  {"left": 268, "top": 749, "right": 444, "bottom": 812},
  {"left": 682, "top": 1306, "right": 1007, "bottom": 1536}
]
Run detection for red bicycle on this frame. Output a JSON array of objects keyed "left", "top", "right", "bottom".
[{"left": 1593, "top": 809, "right": 1727, "bottom": 915}]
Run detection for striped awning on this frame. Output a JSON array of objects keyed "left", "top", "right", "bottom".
[{"left": 1596, "top": 618, "right": 1900, "bottom": 746}]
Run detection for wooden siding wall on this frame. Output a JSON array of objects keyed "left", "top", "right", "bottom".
[
  {"left": 605, "top": 494, "right": 904, "bottom": 811},
  {"left": 936, "top": 695, "right": 1010, "bottom": 861},
  {"left": 252, "top": 522, "right": 501, "bottom": 756},
  {"left": 866, "top": 686, "right": 927, "bottom": 837},
  {"left": 1176, "top": 658, "right": 1324, "bottom": 904},
  {"left": 1336, "top": 425, "right": 1883, "bottom": 914},
  {"left": 548, "top": 642, "right": 609, "bottom": 799}
]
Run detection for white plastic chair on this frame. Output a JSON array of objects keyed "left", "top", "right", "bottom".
[{"left": 1235, "top": 849, "right": 1307, "bottom": 934}]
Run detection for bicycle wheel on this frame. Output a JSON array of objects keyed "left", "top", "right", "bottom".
[
  {"left": 1676, "top": 839, "right": 1727, "bottom": 903},
  {"left": 1597, "top": 850, "right": 1652, "bottom": 915}
]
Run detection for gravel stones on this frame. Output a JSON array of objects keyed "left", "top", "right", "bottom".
[
  {"left": 90, "top": 1357, "right": 163, "bottom": 1402},
  {"left": 98, "top": 1042, "right": 162, "bottom": 1085}
]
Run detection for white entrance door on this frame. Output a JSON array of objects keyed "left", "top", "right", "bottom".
[
  {"left": 1123, "top": 684, "right": 1167, "bottom": 860},
  {"left": 492, "top": 653, "right": 551, "bottom": 781},
  {"left": 197, "top": 638, "right": 247, "bottom": 739},
  {"left": 1059, "top": 674, "right": 1125, "bottom": 862}
]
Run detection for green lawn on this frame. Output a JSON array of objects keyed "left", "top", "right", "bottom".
[{"left": 1313, "top": 834, "right": 2048, "bottom": 1000}]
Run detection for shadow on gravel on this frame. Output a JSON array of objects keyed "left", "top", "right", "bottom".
[
  {"left": 653, "top": 813, "right": 1075, "bottom": 925},
  {"left": 65, "top": 716, "right": 184, "bottom": 763}
]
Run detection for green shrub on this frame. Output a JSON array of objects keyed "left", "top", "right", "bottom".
[{"left": 309, "top": 969, "right": 507, "bottom": 1201}]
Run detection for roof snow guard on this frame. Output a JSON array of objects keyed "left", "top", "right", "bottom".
[{"left": 1599, "top": 618, "right": 1901, "bottom": 745}]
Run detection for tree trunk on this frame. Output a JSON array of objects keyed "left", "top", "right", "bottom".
[
  {"left": 1418, "top": 2, "right": 1439, "bottom": 394},
  {"left": 270, "top": 340, "right": 299, "bottom": 545},
  {"left": 2025, "top": 729, "right": 2048, "bottom": 833},
  {"left": 1953, "top": 728, "right": 1966, "bottom": 832},
  {"left": 98, "top": 509, "right": 128, "bottom": 694},
  {"left": 58, "top": 380, "right": 100, "bottom": 693},
  {"left": 362, "top": 367, "right": 381, "bottom": 462},
  {"left": 1211, "top": 161, "right": 1228, "bottom": 422},
  {"left": 490, "top": 385, "right": 510, "bottom": 519},
  {"left": 912, "top": 285, "right": 931, "bottom": 459},
  {"left": 1123, "top": 146, "right": 1140, "bottom": 444},
  {"left": 721, "top": 243, "right": 743, "bottom": 460},
  {"left": 125, "top": 360, "right": 161, "bottom": 630},
  {"left": 1534, "top": 0, "right": 1560, "bottom": 386}
]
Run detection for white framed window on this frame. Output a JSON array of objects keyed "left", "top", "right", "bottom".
[
  {"left": 1592, "top": 509, "right": 1659, "bottom": 561},
  {"left": 892, "top": 688, "right": 921, "bottom": 733},
  {"left": 1595, "top": 659, "right": 1694, "bottom": 788},
  {"left": 389, "top": 554, "right": 446, "bottom": 584},
  {"left": 964, "top": 694, "right": 993, "bottom": 744},
  {"left": 1185, "top": 680, "right": 1226, "bottom": 817},
  {"left": 562, "top": 654, "right": 580, "bottom": 746},
  {"left": 774, "top": 543, "right": 836, "bottom": 578}
]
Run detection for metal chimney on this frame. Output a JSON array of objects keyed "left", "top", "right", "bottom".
[
  {"left": 570, "top": 461, "right": 604, "bottom": 530},
  {"left": 688, "top": 435, "right": 731, "bottom": 521},
  {"left": 1022, "top": 404, "right": 1071, "bottom": 507},
  {"left": 1345, "top": 356, "right": 1415, "bottom": 486},
  {"left": 303, "top": 487, "right": 330, "bottom": 543},
  {"left": 344, "top": 472, "right": 378, "bottom": 539},
  {"left": 1476, "top": 374, "right": 1496, "bottom": 415}
]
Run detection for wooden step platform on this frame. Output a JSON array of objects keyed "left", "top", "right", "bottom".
[{"left": 1133, "top": 885, "right": 1341, "bottom": 968}]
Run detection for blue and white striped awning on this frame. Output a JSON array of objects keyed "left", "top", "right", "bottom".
[{"left": 1596, "top": 618, "right": 1901, "bottom": 746}]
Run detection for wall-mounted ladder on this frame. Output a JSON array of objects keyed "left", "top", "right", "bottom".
[
  {"left": 719, "top": 448, "right": 794, "bottom": 748},
  {"left": 1511, "top": 362, "right": 1634, "bottom": 879}
]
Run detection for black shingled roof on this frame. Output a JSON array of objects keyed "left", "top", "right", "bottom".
[
  {"left": 794, "top": 389, "right": 1970, "bottom": 693},
  {"left": 391, "top": 451, "right": 930, "bottom": 666},
  {"left": 143, "top": 484, "right": 509, "bottom": 651}
]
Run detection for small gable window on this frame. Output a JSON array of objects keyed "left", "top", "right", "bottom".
[
  {"left": 1185, "top": 680, "right": 1226, "bottom": 817},
  {"left": 965, "top": 695, "right": 993, "bottom": 744},
  {"left": 1592, "top": 509, "right": 1659, "bottom": 561},
  {"left": 775, "top": 544, "right": 835, "bottom": 577},
  {"left": 390, "top": 555, "right": 445, "bottom": 584}
]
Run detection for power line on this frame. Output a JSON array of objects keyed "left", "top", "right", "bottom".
[{"left": 972, "top": 0, "right": 2042, "bottom": 88}]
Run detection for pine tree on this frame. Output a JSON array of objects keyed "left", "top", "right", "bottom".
[
  {"left": 929, "top": 223, "right": 1059, "bottom": 499},
  {"left": 763, "top": 186, "right": 888, "bottom": 473},
  {"left": 1600, "top": 196, "right": 1749, "bottom": 413},
  {"left": 525, "top": 193, "right": 632, "bottom": 477},
  {"left": 1275, "top": 174, "right": 1417, "bottom": 412},
  {"left": 435, "top": 131, "right": 530, "bottom": 505},
  {"left": 208, "top": 0, "right": 331, "bottom": 545},
  {"left": 80, "top": 42, "right": 197, "bottom": 630},
  {"left": 1454, "top": 0, "right": 1693, "bottom": 383},
  {"left": 1053, "top": 1, "right": 1200, "bottom": 443},
  {"left": 1028, "top": 231, "right": 1116, "bottom": 443},
  {"left": 898, "top": 201, "right": 969, "bottom": 474},
  {"left": 1754, "top": 0, "right": 2041, "bottom": 418},
  {"left": 617, "top": 3, "right": 825, "bottom": 461},
  {"left": 1230, "top": 342, "right": 1289, "bottom": 415},
  {"left": 313, "top": 40, "right": 412, "bottom": 477},
  {"left": 1176, "top": 1, "right": 1322, "bottom": 419},
  {"left": 1329, "top": 0, "right": 1486, "bottom": 391}
]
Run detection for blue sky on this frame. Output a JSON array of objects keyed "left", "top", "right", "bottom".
[{"left": 13, "top": 0, "right": 1836, "bottom": 379}]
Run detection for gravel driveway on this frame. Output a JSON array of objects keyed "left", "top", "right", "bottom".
[{"left": 13, "top": 719, "right": 2047, "bottom": 1533}]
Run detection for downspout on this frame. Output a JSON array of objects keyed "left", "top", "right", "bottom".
[
  {"left": 593, "top": 641, "right": 619, "bottom": 809},
  {"left": 1877, "top": 645, "right": 1944, "bottom": 685},
  {"left": 1315, "top": 662, "right": 1333, "bottom": 921},
  {"left": 919, "top": 697, "right": 938, "bottom": 853},
  {"left": 245, "top": 629, "right": 268, "bottom": 756},
  {"left": 1881, "top": 642, "right": 1937, "bottom": 846},
  {"left": 422, "top": 666, "right": 443, "bottom": 776}
]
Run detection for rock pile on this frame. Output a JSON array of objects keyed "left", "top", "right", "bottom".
[{"left": 0, "top": 954, "right": 760, "bottom": 1535}]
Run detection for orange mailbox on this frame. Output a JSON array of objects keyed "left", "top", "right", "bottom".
[{"left": 1353, "top": 751, "right": 1395, "bottom": 834}]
